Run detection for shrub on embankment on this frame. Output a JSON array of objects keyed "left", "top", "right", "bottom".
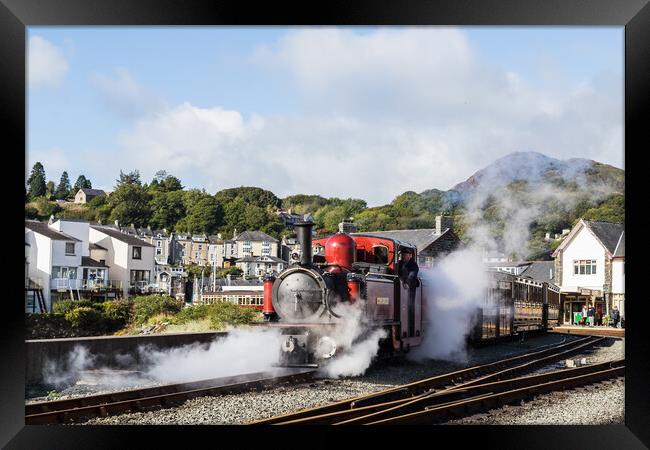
[
  {"left": 27, "top": 299, "right": 134, "bottom": 339},
  {"left": 26, "top": 295, "right": 262, "bottom": 338}
]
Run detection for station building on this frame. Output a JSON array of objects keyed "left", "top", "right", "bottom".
[{"left": 552, "top": 219, "right": 624, "bottom": 324}]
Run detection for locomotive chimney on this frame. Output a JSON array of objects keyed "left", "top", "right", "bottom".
[{"left": 295, "top": 221, "right": 314, "bottom": 266}]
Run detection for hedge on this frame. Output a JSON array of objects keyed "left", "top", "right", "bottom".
[{"left": 131, "top": 295, "right": 184, "bottom": 325}]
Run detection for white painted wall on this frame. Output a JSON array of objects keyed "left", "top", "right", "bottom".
[
  {"left": 560, "top": 225, "right": 606, "bottom": 292},
  {"left": 51, "top": 220, "right": 90, "bottom": 257},
  {"left": 25, "top": 229, "right": 52, "bottom": 310},
  {"left": 612, "top": 260, "right": 625, "bottom": 294},
  {"left": 89, "top": 228, "right": 155, "bottom": 297}
]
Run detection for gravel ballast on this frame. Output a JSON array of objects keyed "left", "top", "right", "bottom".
[{"left": 73, "top": 333, "right": 624, "bottom": 425}]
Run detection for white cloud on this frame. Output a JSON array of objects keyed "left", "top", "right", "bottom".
[
  {"left": 28, "top": 36, "right": 69, "bottom": 87},
  {"left": 91, "top": 68, "right": 165, "bottom": 118},
  {"left": 110, "top": 28, "right": 622, "bottom": 206}
]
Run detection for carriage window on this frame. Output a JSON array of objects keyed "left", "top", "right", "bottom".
[{"left": 372, "top": 245, "right": 389, "bottom": 264}]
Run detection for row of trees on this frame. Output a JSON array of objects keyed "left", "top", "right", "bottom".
[
  {"left": 26, "top": 162, "right": 92, "bottom": 201},
  {"left": 26, "top": 162, "right": 625, "bottom": 260}
]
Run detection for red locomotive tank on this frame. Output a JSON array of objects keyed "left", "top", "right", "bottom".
[{"left": 324, "top": 232, "right": 356, "bottom": 270}]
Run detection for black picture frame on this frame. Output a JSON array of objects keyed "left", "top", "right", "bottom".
[{"left": 3, "top": 0, "right": 648, "bottom": 448}]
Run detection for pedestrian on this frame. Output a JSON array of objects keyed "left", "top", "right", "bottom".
[
  {"left": 611, "top": 306, "right": 620, "bottom": 328},
  {"left": 581, "top": 305, "right": 588, "bottom": 326},
  {"left": 587, "top": 305, "right": 595, "bottom": 327}
]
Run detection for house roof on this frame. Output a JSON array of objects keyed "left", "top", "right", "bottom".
[
  {"left": 81, "top": 256, "right": 108, "bottom": 268},
  {"left": 613, "top": 231, "right": 625, "bottom": 258},
  {"left": 486, "top": 261, "right": 531, "bottom": 268},
  {"left": 353, "top": 228, "right": 456, "bottom": 251},
  {"left": 89, "top": 242, "right": 107, "bottom": 251},
  {"left": 236, "top": 255, "right": 285, "bottom": 263},
  {"left": 585, "top": 221, "right": 624, "bottom": 255},
  {"left": 79, "top": 188, "right": 106, "bottom": 197},
  {"left": 91, "top": 225, "right": 154, "bottom": 247},
  {"left": 234, "top": 230, "right": 278, "bottom": 242},
  {"left": 520, "top": 261, "right": 558, "bottom": 288},
  {"left": 25, "top": 220, "right": 81, "bottom": 241},
  {"left": 552, "top": 220, "right": 624, "bottom": 258}
]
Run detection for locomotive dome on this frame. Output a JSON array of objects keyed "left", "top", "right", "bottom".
[{"left": 325, "top": 232, "right": 356, "bottom": 270}]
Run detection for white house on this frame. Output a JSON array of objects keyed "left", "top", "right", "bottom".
[
  {"left": 25, "top": 220, "right": 83, "bottom": 312},
  {"left": 74, "top": 188, "right": 106, "bottom": 204},
  {"left": 552, "top": 219, "right": 625, "bottom": 324},
  {"left": 236, "top": 255, "right": 285, "bottom": 277},
  {"left": 89, "top": 224, "right": 155, "bottom": 298}
]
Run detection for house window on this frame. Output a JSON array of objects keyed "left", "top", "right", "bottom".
[
  {"left": 573, "top": 260, "right": 597, "bottom": 275},
  {"left": 198, "top": 245, "right": 202, "bottom": 251},
  {"left": 157, "top": 241, "right": 162, "bottom": 247},
  {"left": 156, "top": 248, "right": 162, "bottom": 255},
  {"left": 65, "top": 242, "right": 75, "bottom": 255},
  {"left": 132, "top": 246, "right": 142, "bottom": 260},
  {"left": 130, "top": 270, "right": 150, "bottom": 284}
]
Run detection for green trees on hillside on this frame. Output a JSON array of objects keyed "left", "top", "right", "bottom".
[
  {"left": 55, "top": 171, "right": 72, "bottom": 200},
  {"left": 27, "top": 162, "right": 47, "bottom": 200}
]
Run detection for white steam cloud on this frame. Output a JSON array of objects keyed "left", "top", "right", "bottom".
[
  {"left": 42, "top": 327, "right": 284, "bottom": 389},
  {"left": 409, "top": 248, "right": 487, "bottom": 363},
  {"left": 318, "top": 301, "right": 387, "bottom": 378}
]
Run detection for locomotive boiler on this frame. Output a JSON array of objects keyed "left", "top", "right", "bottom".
[{"left": 263, "top": 221, "right": 423, "bottom": 367}]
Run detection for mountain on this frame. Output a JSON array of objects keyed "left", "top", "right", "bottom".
[{"left": 448, "top": 151, "right": 624, "bottom": 200}]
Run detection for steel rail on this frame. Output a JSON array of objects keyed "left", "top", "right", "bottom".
[
  {"left": 333, "top": 359, "right": 624, "bottom": 424},
  {"left": 365, "top": 361, "right": 624, "bottom": 425},
  {"left": 26, "top": 368, "right": 315, "bottom": 424},
  {"left": 250, "top": 335, "right": 604, "bottom": 425}
]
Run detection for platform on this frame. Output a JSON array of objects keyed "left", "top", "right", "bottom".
[{"left": 549, "top": 325, "right": 625, "bottom": 338}]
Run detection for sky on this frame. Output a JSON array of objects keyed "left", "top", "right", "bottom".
[{"left": 27, "top": 27, "right": 623, "bottom": 207}]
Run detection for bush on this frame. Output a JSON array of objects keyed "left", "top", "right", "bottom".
[
  {"left": 169, "top": 304, "right": 211, "bottom": 325},
  {"left": 25, "top": 205, "right": 39, "bottom": 219},
  {"left": 25, "top": 313, "right": 74, "bottom": 339},
  {"left": 100, "top": 300, "right": 133, "bottom": 328},
  {"left": 34, "top": 197, "right": 63, "bottom": 217},
  {"left": 132, "top": 295, "right": 183, "bottom": 325},
  {"left": 207, "top": 303, "right": 258, "bottom": 330},
  {"left": 52, "top": 299, "right": 99, "bottom": 315},
  {"left": 64, "top": 307, "right": 107, "bottom": 333}
]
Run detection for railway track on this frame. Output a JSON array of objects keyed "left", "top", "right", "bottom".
[
  {"left": 250, "top": 335, "right": 609, "bottom": 425},
  {"left": 25, "top": 367, "right": 315, "bottom": 425}
]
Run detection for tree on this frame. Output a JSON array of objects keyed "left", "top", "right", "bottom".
[
  {"left": 108, "top": 170, "right": 151, "bottom": 227},
  {"left": 54, "top": 171, "right": 71, "bottom": 200},
  {"left": 46, "top": 181, "right": 56, "bottom": 197},
  {"left": 149, "top": 190, "right": 187, "bottom": 230},
  {"left": 215, "top": 186, "right": 280, "bottom": 209},
  {"left": 73, "top": 175, "right": 92, "bottom": 193},
  {"left": 175, "top": 196, "right": 223, "bottom": 234},
  {"left": 27, "top": 162, "right": 47, "bottom": 200}
]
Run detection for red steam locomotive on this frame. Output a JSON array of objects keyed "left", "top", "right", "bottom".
[
  {"left": 262, "top": 221, "right": 424, "bottom": 367},
  {"left": 260, "top": 221, "right": 560, "bottom": 368}
]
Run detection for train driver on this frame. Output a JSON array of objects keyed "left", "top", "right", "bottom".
[{"left": 397, "top": 248, "right": 420, "bottom": 290}]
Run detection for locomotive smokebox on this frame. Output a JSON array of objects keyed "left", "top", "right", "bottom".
[{"left": 295, "top": 221, "right": 315, "bottom": 266}]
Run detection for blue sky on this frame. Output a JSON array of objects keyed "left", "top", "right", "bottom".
[{"left": 27, "top": 27, "right": 623, "bottom": 206}]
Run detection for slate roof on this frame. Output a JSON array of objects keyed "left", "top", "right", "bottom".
[
  {"left": 81, "top": 256, "right": 108, "bottom": 267},
  {"left": 79, "top": 188, "right": 106, "bottom": 197},
  {"left": 585, "top": 221, "right": 624, "bottom": 255},
  {"left": 353, "top": 228, "right": 455, "bottom": 251},
  {"left": 234, "top": 230, "right": 278, "bottom": 242},
  {"left": 25, "top": 220, "right": 81, "bottom": 241},
  {"left": 91, "top": 225, "right": 154, "bottom": 247},
  {"left": 236, "top": 255, "right": 284, "bottom": 263},
  {"left": 520, "top": 261, "right": 558, "bottom": 288},
  {"left": 89, "top": 242, "right": 107, "bottom": 251},
  {"left": 613, "top": 232, "right": 625, "bottom": 258}
]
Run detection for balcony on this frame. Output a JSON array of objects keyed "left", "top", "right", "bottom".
[{"left": 50, "top": 278, "right": 123, "bottom": 291}]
